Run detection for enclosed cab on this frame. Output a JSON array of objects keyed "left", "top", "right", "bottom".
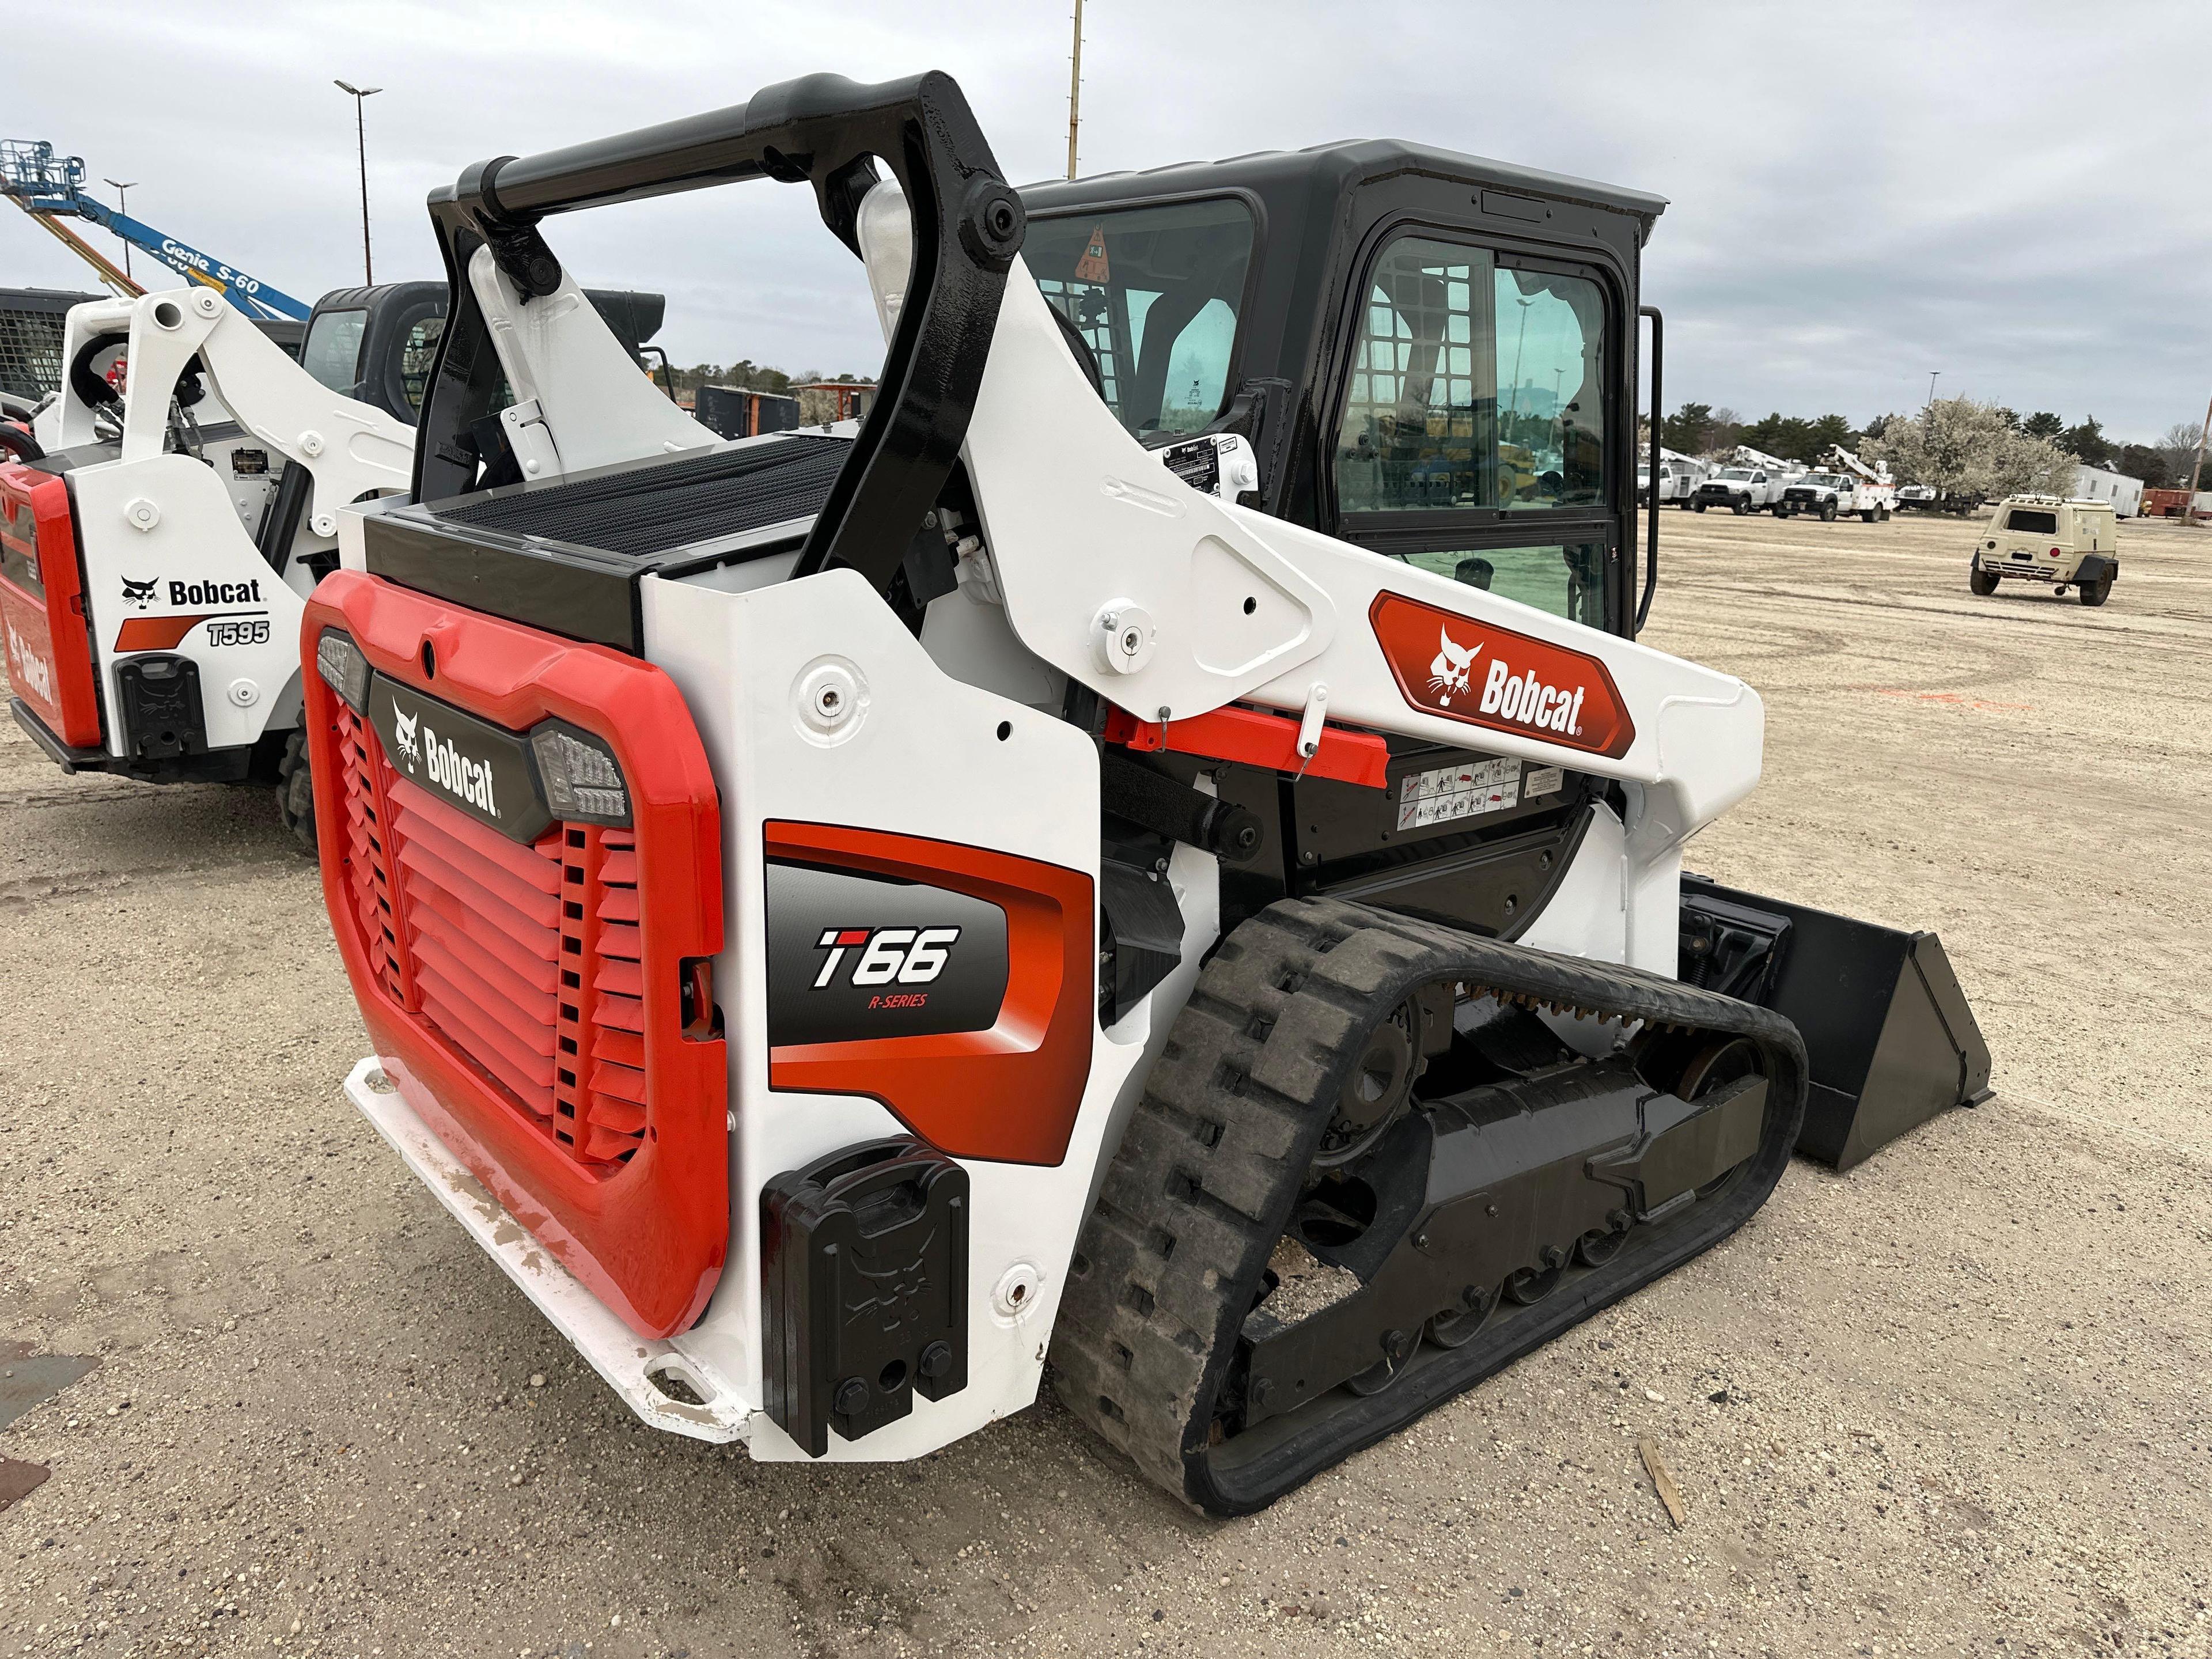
[{"left": 1969, "top": 496, "right": 2118, "bottom": 604}]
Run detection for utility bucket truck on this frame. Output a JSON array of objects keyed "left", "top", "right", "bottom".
[
  {"left": 304, "top": 73, "right": 1990, "bottom": 1514},
  {"left": 1693, "top": 451, "right": 1797, "bottom": 515}
]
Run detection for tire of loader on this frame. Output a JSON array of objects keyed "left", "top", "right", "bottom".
[
  {"left": 275, "top": 727, "right": 317, "bottom": 858},
  {"left": 1050, "top": 896, "right": 1807, "bottom": 1516}
]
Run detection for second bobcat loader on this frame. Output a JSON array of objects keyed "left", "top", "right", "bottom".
[
  {"left": 0, "top": 282, "right": 668, "bottom": 849},
  {"left": 303, "top": 73, "right": 1990, "bottom": 1514}
]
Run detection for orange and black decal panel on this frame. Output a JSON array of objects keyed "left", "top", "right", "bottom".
[
  {"left": 765, "top": 822, "right": 1094, "bottom": 1168},
  {"left": 1370, "top": 591, "right": 1635, "bottom": 760},
  {"left": 766, "top": 863, "right": 1009, "bottom": 1046}
]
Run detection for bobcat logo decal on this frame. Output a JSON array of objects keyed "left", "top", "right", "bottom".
[
  {"left": 120, "top": 576, "right": 160, "bottom": 611},
  {"left": 1427, "top": 625, "right": 1482, "bottom": 706},
  {"left": 391, "top": 706, "right": 421, "bottom": 770}
]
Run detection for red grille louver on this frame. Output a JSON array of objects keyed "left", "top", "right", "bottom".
[
  {"left": 303, "top": 570, "right": 727, "bottom": 1339},
  {"left": 392, "top": 778, "right": 565, "bottom": 1130},
  {"left": 334, "top": 703, "right": 408, "bottom": 1003},
  {"left": 332, "top": 711, "right": 664, "bottom": 1175}
]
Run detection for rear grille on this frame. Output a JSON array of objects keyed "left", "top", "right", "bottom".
[{"left": 335, "top": 712, "right": 649, "bottom": 1172}]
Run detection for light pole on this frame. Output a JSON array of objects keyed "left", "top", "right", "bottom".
[
  {"left": 334, "top": 80, "right": 382, "bottom": 285},
  {"left": 1926, "top": 370, "right": 1940, "bottom": 408},
  {"left": 102, "top": 178, "right": 138, "bottom": 279},
  {"left": 1066, "top": 0, "right": 1085, "bottom": 180},
  {"left": 2187, "top": 389, "right": 2212, "bottom": 519}
]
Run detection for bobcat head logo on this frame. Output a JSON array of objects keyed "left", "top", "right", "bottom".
[
  {"left": 1427, "top": 625, "right": 1482, "bottom": 706},
  {"left": 391, "top": 706, "right": 420, "bottom": 770},
  {"left": 120, "top": 577, "right": 160, "bottom": 611}
]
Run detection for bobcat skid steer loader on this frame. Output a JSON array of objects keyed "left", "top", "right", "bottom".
[
  {"left": 305, "top": 73, "right": 1990, "bottom": 1514},
  {"left": 3, "top": 287, "right": 414, "bottom": 842},
  {"left": 0, "top": 282, "right": 669, "bottom": 849}
]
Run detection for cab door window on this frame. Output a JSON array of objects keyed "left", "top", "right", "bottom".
[{"left": 1334, "top": 238, "right": 1608, "bottom": 514}]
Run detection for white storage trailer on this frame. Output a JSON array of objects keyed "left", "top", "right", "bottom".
[{"left": 2073, "top": 464, "right": 2142, "bottom": 518}]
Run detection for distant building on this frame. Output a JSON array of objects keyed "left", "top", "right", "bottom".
[
  {"left": 2073, "top": 464, "right": 2143, "bottom": 518},
  {"left": 794, "top": 381, "right": 876, "bottom": 425}
]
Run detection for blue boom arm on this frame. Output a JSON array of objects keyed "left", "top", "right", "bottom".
[{"left": 1, "top": 139, "right": 310, "bottom": 323}]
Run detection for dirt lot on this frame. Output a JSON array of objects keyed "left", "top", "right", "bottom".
[{"left": 3, "top": 507, "right": 2209, "bottom": 1658}]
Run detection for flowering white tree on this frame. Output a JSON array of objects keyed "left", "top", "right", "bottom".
[{"left": 1865, "top": 397, "right": 2075, "bottom": 497}]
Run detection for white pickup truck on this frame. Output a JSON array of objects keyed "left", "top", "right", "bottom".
[
  {"left": 1692, "top": 465, "right": 1785, "bottom": 514},
  {"left": 1777, "top": 471, "right": 1893, "bottom": 523},
  {"left": 1637, "top": 459, "right": 1700, "bottom": 506}
]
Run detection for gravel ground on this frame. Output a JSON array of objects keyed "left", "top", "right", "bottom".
[{"left": 3, "top": 507, "right": 2209, "bottom": 1657}]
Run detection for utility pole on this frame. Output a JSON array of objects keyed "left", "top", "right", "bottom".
[
  {"left": 334, "top": 80, "right": 382, "bottom": 285},
  {"left": 101, "top": 178, "right": 138, "bottom": 279},
  {"left": 1066, "top": 0, "right": 1085, "bottom": 181},
  {"left": 2187, "top": 388, "right": 2212, "bottom": 517}
]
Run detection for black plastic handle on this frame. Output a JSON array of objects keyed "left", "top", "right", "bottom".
[
  {"left": 413, "top": 71, "right": 1024, "bottom": 599},
  {"left": 1636, "top": 303, "right": 1662, "bottom": 635}
]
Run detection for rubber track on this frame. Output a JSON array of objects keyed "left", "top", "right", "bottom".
[{"left": 1049, "top": 895, "right": 1808, "bottom": 1516}]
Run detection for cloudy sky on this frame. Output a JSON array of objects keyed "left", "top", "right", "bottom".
[{"left": 9, "top": 1, "right": 2207, "bottom": 441}]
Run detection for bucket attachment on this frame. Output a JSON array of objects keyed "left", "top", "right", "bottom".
[{"left": 1680, "top": 874, "right": 1992, "bottom": 1171}]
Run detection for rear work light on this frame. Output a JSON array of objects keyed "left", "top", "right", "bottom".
[
  {"left": 532, "top": 721, "right": 631, "bottom": 826},
  {"left": 317, "top": 628, "right": 370, "bottom": 713}
]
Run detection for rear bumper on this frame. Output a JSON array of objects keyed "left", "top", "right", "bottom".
[
  {"left": 10, "top": 696, "right": 105, "bottom": 771},
  {"left": 345, "top": 1055, "right": 755, "bottom": 1443}
]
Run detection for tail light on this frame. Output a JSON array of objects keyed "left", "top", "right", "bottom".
[{"left": 302, "top": 570, "right": 727, "bottom": 1339}]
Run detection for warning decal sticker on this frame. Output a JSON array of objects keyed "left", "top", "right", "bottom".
[
  {"left": 1397, "top": 757, "right": 1520, "bottom": 830},
  {"left": 1074, "top": 223, "right": 1110, "bottom": 283}
]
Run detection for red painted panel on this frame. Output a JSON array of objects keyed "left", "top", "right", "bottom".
[
  {"left": 1104, "top": 702, "right": 1390, "bottom": 789},
  {"left": 0, "top": 464, "right": 102, "bottom": 749}
]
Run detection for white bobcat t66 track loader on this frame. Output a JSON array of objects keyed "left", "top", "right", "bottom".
[{"left": 304, "top": 73, "right": 1990, "bottom": 1514}]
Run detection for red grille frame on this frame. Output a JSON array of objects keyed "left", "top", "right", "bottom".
[{"left": 304, "top": 571, "right": 726, "bottom": 1339}]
